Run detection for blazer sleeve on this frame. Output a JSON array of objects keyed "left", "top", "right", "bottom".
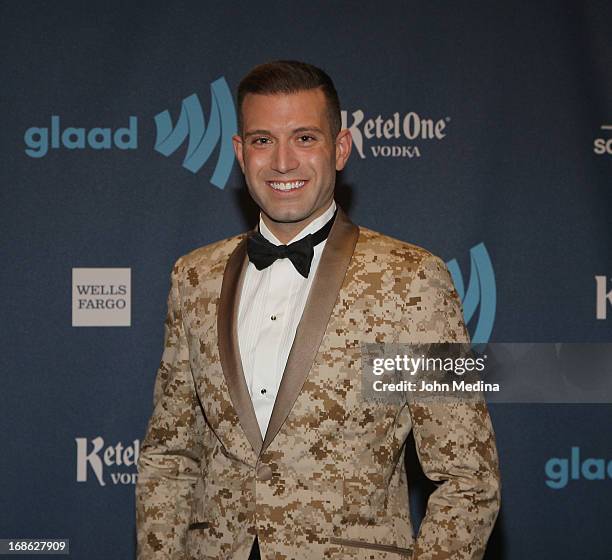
[
  {"left": 135, "top": 257, "right": 207, "bottom": 560},
  {"left": 407, "top": 255, "right": 501, "bottom": 560}
]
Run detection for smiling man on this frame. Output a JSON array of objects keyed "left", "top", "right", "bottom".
[
  {"left": 136, "top": 60, "right": 501, "bottom": 560},
  {"left": 233, "top": 86, "right": 350, "bottom": 244}
]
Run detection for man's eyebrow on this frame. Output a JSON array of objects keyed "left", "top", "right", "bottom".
[
  {"left": 243, "top": 126, "right": 325, "bottom": 138},
  {"left": 292, "top": 126, "right": 325, "bottom": 135},
  {"left": 243, "top": 129, "right": 272, "bottom": 138}
]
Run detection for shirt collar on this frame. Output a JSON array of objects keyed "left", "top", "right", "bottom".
[{"left": 258, "top": 200, "right": 337, "bottom": 246}]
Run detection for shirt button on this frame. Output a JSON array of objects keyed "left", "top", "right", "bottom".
[
  {"left": 261, "top": 388, "right": 267, "bottom": 395},
  {"left": 270, "top": 315, "right": 277, "bottom": 321}
]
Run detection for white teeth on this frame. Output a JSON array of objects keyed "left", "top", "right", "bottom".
[{"left": 268, "top": 180, "right": 305, "bottom": 191}]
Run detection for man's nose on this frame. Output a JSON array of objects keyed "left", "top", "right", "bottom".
[{"left": 270, "top": 141, "right": 299, "bottom": 173}]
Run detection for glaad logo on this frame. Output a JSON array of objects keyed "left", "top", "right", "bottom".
[
  {"left": 75, "top": 436, "right": 140, "bottom": 487},
  {"left": 154, "top": 77, "right": 237, "bottom": 189},
  {"left": 341, "top": 109, "right": 449, "bottom": 159},
  {"left": 24, "top": 117, "right": 137, "bottom": 158},
  {"left": 595, "top": 275, "right": 612, "bottom": 319},
  {"left": 446, "top": 243, "right": 496, "bottom": 344},
  {"left": 593, "top": 124, "right": 612, "bottom": 155},
  {"left": 23, "top": 76, "right": 237, "bottom": 189},
  {"left": 545, "top": 447, "right": 612, "bottom": 489}
]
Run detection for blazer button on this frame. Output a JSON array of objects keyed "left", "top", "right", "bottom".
[{"left": 257, "top": 464, "right": 273, "bottom": 482}]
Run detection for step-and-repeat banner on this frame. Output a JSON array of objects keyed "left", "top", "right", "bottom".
[{"left": 2, "top": 2, "right": 611, "bottom": 559}]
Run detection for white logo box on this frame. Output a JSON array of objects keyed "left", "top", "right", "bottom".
[{"left": 72, "top": 268, "right": 131, "bottom": 327}]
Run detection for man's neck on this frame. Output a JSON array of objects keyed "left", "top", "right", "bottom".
[{"left": 260, "top": 202, "right": 335, "bottom": 245}]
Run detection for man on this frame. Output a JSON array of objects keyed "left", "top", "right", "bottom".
[{"left": 136, "top": 60, "right": 500, "bottom": 560}]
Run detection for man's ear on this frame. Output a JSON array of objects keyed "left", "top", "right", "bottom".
[
  {"left": 335, "top": 128, "right": 352, "bottom": 171},
  {"left": 232, "top": 134, "right": 245, "bottom": 173}
]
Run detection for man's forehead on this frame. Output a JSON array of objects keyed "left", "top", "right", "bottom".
[
  {"left": 242, "top": 87, "right": 326, "bottom": 105},
  {"left": 241, "top": 88, "right": 328, "bottom": 126}
]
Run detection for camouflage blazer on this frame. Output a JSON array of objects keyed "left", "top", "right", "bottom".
[{"left": 135, "top": 207, "right": 500, "bottom": 560}]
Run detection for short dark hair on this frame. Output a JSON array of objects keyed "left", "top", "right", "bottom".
[{"left": 236, "top": 60, "right": 341, "bottom": 139}]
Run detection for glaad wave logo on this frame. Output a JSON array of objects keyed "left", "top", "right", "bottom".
[
  {"left": 154, "top": 77, "right": 237, "bottom": 189},
  {"left": 593, "top": 124, "right": 612, "bottom": 155},
  {"left": 341, "top": 109, "right": 449, "bottom": 160},
  {"left": 545, "top": 447, "right": 612, "bottom": 489},
  {"left": 75, "top": 436, "right": 140, "bottom": 487},
  {"left": 23, "top": 76, "right": 237, "bottom": 189},
  {"left": 446, "top": 242, "right": 496, "bottom": 344}
]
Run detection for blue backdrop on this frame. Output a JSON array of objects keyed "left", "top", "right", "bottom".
[{"left": 2, "top": 1, "right": 611, "bottom": 558}]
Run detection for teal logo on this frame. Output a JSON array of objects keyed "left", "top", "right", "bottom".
[
  {"left": 23, "top": 77, "right": 237, "bottom": 190},
  {"left": 24, "top": 117, "right": 137, "bottom": 158},
  {"left": 545, "top": 447, "right": 612, "bottom": 489},
  {"left": 154, "top": 77, "right": 237, "bottom": 189},
  {"left": 446, "top": 242, "right": 496, "bottom": 344}
]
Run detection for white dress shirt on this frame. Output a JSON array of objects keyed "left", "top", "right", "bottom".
[{"left": 237, "top": 200, "right": 337, "bottom": 438}]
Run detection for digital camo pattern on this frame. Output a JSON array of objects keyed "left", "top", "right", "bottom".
[{"left": 136, "top": 220, "right": 500, "bottom": 560}]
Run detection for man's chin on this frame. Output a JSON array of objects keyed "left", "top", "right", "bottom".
[
  {"left": 263, "top": 209, "right": 311, "bottom": 225},
  {"left": 259, "top": 200, "right": 321, "bottom": 224}
]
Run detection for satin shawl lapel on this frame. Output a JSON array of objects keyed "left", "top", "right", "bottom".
[
  {"left": 262, "top": 207, "right": 359, "bottom": 453},
  {"left": 217, "top": 236, "right": 264, "bottom": 457},
  {"left": 218, "top": 209, "right": 359, "bottom": 458}
]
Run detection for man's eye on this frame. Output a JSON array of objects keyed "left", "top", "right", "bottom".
[
  {"left": 253, "top": 137, "right": 271, "bottom": 145},
  {"left": 298, "top": 135, "right": 315, "bottom": 143}
]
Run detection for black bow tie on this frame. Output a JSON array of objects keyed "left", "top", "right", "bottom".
[{"left": 246, "top": 210, "right": 337, "bottom": 278}]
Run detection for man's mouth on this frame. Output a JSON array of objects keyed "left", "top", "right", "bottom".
[{"left": 266, "top": 180, "right": 307, "bottom": 192}]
